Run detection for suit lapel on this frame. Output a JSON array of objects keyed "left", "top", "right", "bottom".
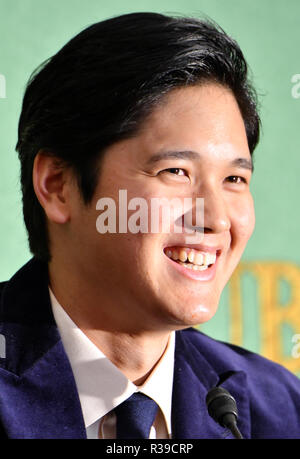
[
  {"left": 172, "top": 330, "right": 251, "bottom": 439},
  {"left": 0, "top": 258, "right": 86, "bottom": 438}
]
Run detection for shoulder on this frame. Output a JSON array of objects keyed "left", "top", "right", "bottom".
[
  {"left": 179, "top": 328, "right": 300, "bottom": 438},
  {"left": 180, "top": 327, "right": 300, "bottom": 385},
  {"left": 0, "top": 281, "right": 6, "bottom": 295},
  {"left": 0, "top": 281, "right": 7, "bottom": 307}
]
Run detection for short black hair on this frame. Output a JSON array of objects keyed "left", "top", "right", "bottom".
[{"left": 16, "top": 12, "right": 260, "bottom": 262}]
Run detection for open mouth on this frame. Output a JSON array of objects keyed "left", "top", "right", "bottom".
[{"left": 163, "top": 246, "right": 219, "bottom": 271}]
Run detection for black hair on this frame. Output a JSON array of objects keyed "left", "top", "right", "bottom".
[{"left": 16, "top": 12, "right": 260, "bottom": 262}]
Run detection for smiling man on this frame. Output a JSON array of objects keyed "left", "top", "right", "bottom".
[{"left": 1, "top": 12, "right": 300, "bottom": 439}]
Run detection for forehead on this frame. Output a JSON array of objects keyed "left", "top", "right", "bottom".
[
  {"left": 103, "top": 83, "right": 250, "bottom": 168},
  {"left": 138, "top": 83, "right": 248, "bottom": 154}
]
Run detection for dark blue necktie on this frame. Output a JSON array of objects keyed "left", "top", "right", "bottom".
[{"left": 114, "top": 392, "right": 159, "bottom": 439}]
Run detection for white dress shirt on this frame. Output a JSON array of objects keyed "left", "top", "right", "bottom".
[{"left": 49, "top": 288, "right": 175, "bottom": 439}]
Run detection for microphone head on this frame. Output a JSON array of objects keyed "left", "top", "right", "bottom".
[{"left": 206, "top": 386, "right": 238, "bottom": 427}]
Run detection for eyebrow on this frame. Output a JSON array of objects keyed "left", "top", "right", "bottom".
[
  {"left": 146, "top": 150, "right": 254, "bottom": 172},
  {"left": 231, "top": 157, "right": 254, "bottom": 172}
]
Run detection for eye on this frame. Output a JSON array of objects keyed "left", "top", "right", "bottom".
[
  {"left": 226, "top": 175, "right": 247, "bottom": 184},
  {"left": 161, "top": 168, "right": 188, "bottom": 176}
]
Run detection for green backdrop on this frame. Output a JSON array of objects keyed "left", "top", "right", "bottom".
[{"left": 1, "top": 0, "right": 300, "bottom": 374}]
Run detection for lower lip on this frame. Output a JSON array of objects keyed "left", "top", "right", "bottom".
[{"left": 164, "top": 253, "right": 219, "bottom": 281}]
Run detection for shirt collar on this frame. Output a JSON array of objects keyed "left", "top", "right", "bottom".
[
  {"left": 49, "top": 288, "right": 175, "bottom": 433},
  {"left": 137, "top": 332, "right": 175, "bottom": 435}
]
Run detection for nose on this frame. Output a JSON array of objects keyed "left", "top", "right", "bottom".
[
  {"left": 186, "top": 186, "right": 230, "bottom": 234},
  {"left": 202, "top": 187, "right": 230, "bottom": 234}
]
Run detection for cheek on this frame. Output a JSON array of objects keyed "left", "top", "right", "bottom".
[{"left": 231, "top": 194, "right": 255, "bottom": 247}]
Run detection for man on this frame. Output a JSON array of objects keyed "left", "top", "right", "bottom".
[{"left": 0, "top": 12, "right": 300, "bottom": 439}]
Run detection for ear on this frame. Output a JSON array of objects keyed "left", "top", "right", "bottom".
[{"left": 32, "top": 151, "right": 72, "bottom": 224}]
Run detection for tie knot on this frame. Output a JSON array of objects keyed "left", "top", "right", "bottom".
[{"left": 114, "top": 392, "right": 159, "bottom": 439}]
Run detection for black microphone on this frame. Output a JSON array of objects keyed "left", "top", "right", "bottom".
[{"left": 206, "top": 386, "right": 243, "bottom": 439}]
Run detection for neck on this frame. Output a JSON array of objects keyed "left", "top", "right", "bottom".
[
  {"left": 81, "top": 328, "right": 171, "bottom": 385},
  {"left": 48, "top": 260, "right": 172, "bottom": 385}
]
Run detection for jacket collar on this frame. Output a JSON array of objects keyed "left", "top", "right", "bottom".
[
  {"left": 0, "top": 258, "right": 86, "bottom": 438},
  {"left": 172, "top": 329, "right": 251, "bottom": 439},
  {"left": 0, "top": 258, "right": 251, "bottom": 439}
]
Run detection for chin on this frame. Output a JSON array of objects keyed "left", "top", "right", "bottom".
[
  {"left": 190, "top": 303, "right": 218, "bottom": 325},
  {"left": 163, "top": 298, "right": 219, "bottom": 329}
]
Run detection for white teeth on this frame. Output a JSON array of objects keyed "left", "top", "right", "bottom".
[
  {"left": 194, "top": 252, "right": 204, "bottom": 266},
  {"left": 178, "top": 249, "right": 188, "bottom": 262},
  {"left": 178, "top": 261, "right": 209, "bottom": 271},
  {"left": 165, "top": 247, "right": 217, "bottom": 268},
  {"left": 205, "top": 252, "right": 217, "bottom": 265},
  {"left": 187, "top": 251, "right": 195, "bottom": 263},
  {"left": 212, "top": 253, "right": 217, "bottom": 264},
  {"left": 196, "top": 265, "right": 209, "bottom": 271}
]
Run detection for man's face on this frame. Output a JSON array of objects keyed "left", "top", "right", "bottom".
[{"left": 67, "top": 83, "right": 255, "bottom": 332}]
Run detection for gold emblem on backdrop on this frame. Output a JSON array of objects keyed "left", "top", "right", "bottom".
[{"left": 228, "top": 262, "right": 300, "bottom": 374}]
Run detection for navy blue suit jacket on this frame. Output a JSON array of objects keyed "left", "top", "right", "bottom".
[{"left": 0, "top": 258, "right": 300, "bottom": 439}]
